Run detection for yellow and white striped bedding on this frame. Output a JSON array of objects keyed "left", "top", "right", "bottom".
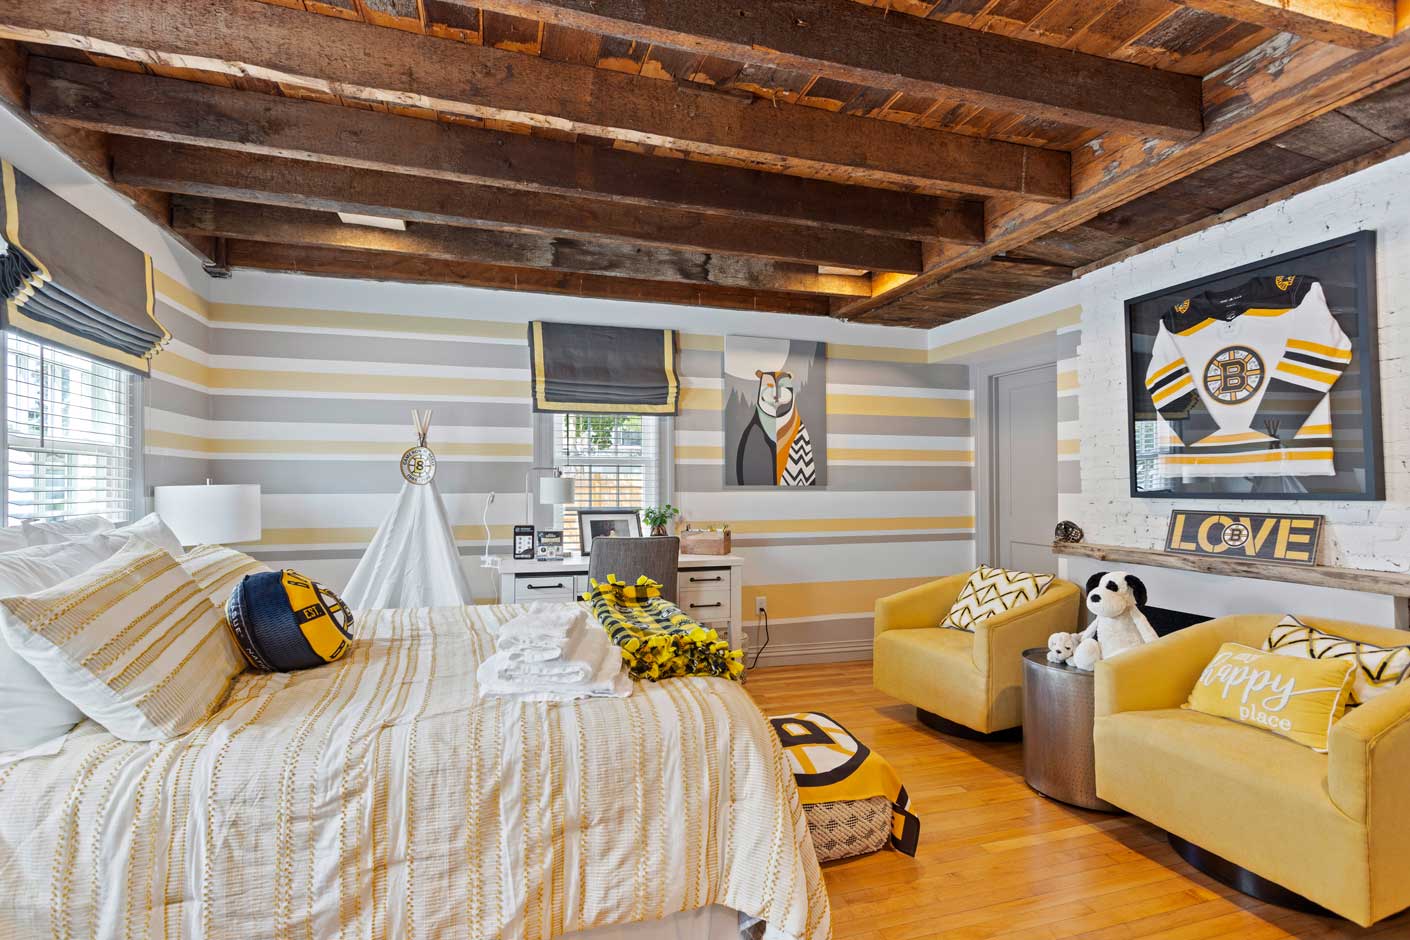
[{"left": 0, "top": 603, "right": 830, "bottom": 940}]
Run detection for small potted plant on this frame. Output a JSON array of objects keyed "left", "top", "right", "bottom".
[{"left": 642, "top": 504, "right": 680, "bottom": 537}]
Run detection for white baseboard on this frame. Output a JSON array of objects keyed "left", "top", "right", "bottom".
[{"left": 749, "top": 637, "right": 874, "bottom": 668}]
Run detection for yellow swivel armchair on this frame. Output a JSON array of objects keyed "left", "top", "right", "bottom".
[
  {"left": 873, "top": 573, "right": 1081, "bottom": 735},
  {"left": 1095, "top": 615, "right": 1410, "bottom": 927}
]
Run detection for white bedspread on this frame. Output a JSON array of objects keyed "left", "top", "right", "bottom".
[{"left": 0, "top": 604, "right": 829, "bottom": 940}]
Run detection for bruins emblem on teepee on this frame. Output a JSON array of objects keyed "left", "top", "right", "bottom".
[{"left": 400, "top": 409, "right": 437, "bottom": 484}]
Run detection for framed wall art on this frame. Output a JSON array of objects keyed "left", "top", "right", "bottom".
[
  {"left": 724, "top": 336, "right": 827, "bottom": 487},
  {"left": 1125, "top": 232, "right": 1382, "bottom": 500}
]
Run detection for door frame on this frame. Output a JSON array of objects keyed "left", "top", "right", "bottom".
[{"left": 973, "top": 348, "right": 1061, "bottom": 568}]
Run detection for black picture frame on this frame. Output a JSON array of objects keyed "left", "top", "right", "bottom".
[{"left": 1124, "top": 231, "right": 1382, "bottom": 501}]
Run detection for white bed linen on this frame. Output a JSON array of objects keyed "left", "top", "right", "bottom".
[{"left": 0, "top": 603, "right": 829, "bottom": 940}]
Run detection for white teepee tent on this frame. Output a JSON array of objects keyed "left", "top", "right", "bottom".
[{"left": 342, "top": 410, "right": 472, "bottom": 609}]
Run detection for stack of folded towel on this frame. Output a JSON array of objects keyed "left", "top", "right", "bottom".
[{"left": 478, "top": 602, "right": 631, "bottom": 703}]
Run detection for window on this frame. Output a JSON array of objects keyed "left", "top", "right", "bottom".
[
  {"left": 539, "top": 413, "right": 671, "bottom": 554},
  {"left": 4, "top": 332, "right": 140, "bottom": 524}
]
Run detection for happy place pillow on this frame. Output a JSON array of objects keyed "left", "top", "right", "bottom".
[
  {"left": 1185, "top": 642, "right": 1355, "bottom": 751},
  {"left": 939, "top": 564, "right": 1054, "bottom": 632}
]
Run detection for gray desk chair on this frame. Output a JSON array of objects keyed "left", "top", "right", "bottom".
[{"left": 588, "top": 537, "right": 680, "bottom": 604}]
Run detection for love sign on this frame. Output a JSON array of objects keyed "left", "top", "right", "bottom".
[{"left": 1164, "top": 510, "right": 1323, "bottom": 566}]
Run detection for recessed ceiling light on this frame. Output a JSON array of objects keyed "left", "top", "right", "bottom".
[{"left": 337, "top": 212, "right": 407, "bottom": 231}]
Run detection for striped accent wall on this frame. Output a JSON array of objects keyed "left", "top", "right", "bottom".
[
  {"left": 1056, "top": 325, "right": 1083, "bottom": 497},
  {"left": 676, "top": 336, "right": 974, "bottom": 664},
  {"left": 143, "top": 287, "right": 973, "bottom": 662}
]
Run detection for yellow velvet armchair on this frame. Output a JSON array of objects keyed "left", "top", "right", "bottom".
[
  {"left": 1094, "top": 614, "right": 1410, "bottom": 927},
  {"left": 872, "top": 573, "right": 1081, "bottom": 734}
]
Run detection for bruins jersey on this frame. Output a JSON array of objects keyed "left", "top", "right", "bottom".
[{"left": 1144, "top": 275, "right": 1351, "bottom": 479}]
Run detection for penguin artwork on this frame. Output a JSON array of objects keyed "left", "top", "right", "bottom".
[{"left": 736, "top": 369, "right": 817, "bottom": 486}]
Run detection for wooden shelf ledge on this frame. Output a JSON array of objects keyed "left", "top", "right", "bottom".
[{"left": 1051, "top": 541, "right": 1410, "bottom": 596}]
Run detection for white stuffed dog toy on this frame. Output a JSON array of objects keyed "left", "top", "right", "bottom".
[{"left": 1067, "top": 570, "right": 1158, "bottom": 671}]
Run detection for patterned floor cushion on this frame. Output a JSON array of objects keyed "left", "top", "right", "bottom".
[{"left": 769, "top": 711, "right": 920, "bottom": 863}]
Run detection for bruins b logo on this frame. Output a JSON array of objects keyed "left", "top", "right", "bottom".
[
  {"left": 1204, "top": 346, "right": 1264, "bottom": 403},
  {"left": 1275, "top": 275, "right": 1296, "bottom": 291}
]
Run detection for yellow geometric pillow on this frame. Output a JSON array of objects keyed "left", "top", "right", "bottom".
[
  {"left": 1185, "top": 642, "right": 1355, "bottom": 751},
  {"left": 939, "top": 564, "right": 1054, "bottom": 632},
  {"left": 1263, "top": 615, "right": 1410, "bottom": 707}
]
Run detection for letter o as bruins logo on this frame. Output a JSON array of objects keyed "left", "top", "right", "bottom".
[{"left": 1204, "top": 345, "right": 1264, "bottom": 403}]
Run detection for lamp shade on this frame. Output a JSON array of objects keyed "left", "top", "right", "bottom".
[
  {"left": 154, "top": 483, "right": 262, "bottom": 546},
  {"left": 539, "top": 475, "right": 575, "bottom": 505}
]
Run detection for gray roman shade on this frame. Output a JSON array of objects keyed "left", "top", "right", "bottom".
[
  {"left": 0, "top": 161, "right": 167, "bottom": 375},
  {"left": 529, "top": 321, "right": 680, "bottom": 414}
]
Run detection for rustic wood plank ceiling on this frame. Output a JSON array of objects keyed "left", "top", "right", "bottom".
[{"left": 0, "top": 0, "right": 1406, "bottom": 326}]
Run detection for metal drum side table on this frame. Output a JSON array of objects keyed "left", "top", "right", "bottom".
[{"left": 1021, "top": 648, "right": 1118, "bottom": 812}]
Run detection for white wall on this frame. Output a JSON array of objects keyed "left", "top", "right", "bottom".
[{"left": 928, "top": 151, "right": 1410, "bottom": 627}]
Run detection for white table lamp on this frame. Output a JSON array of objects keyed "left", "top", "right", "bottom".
[{"left": 154, "top": 481, "right": 262, "bottom": 547}]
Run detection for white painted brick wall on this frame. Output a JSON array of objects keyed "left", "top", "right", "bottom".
[{"left": 1065, "top": 153, "right": 1409, "bottom": 573}]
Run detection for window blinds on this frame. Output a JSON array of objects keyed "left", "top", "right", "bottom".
[
  {"left": 1, "top": 161, "right": 167, "bottom": 375},
  {"left": 5, "top": 332, "right": 137, "bottom": 524},
  {"left": 551, "top": 413, "right": 662, "bottom": 554},
  {"left": 528, "top": 321, "right": 680, "bottom": 415}
]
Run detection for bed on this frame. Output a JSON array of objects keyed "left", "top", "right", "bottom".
[{"left": 0, "top": 603, "right": 831, "bottom": 940}]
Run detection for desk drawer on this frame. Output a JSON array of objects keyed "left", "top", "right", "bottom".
[
  {"left": 678, "top": 569, "right": 731, "bottom": 594},
  {"left": 678, "top": 587, "right": 731, "bottom": 618},
  {"left": 514, "top": 574, "right": 575, "bottom": 602}
]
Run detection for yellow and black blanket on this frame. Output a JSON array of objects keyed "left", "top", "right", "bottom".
[
  {"left": 581, "top": 575, "right": 745, "bottom": 681},
  {"left": 769, "top": 711, "right": 920, "bottom": 856}
]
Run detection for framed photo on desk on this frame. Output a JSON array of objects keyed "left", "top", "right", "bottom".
[{"left": 576, "top": 508, "right": 641, "bottom": 555}]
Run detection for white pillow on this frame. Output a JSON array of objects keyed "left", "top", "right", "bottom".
[
  {"left": 0, "top": 523, "right": 27, "bottom": 553},
  {"left": 22, "top": 514, "right": 115, "bottom": 545},
  {"left": 0, "top": 539, "right": 246, "bottom": 741},
  {"left": 0, "top": 538, "right": 124, "bottom": 751},
  {"left": 110, "top": 513, "right": 184, "bottom": 557}
]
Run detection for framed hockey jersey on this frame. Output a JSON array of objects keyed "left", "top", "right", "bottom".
[{"left": 1125, "top": 232, "right": 1383, "bottom": 501}]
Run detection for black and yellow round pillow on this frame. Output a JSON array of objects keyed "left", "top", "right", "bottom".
[{"left": 226, "top": 570, "right": 355, "bottom": 672}]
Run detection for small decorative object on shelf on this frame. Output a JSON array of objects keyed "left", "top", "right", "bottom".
[
  {"left": 1054, "top": 520, "right": 1084, "bottom": 543},
  {"left": 642, "top": 504, "right": 680, "bottom": 537},
  {"left": 1050, "top": 571, "right": 1157, "bottom": 672},
  {"left": 680, "top": 525, "right": 732, "bottom": 555}
]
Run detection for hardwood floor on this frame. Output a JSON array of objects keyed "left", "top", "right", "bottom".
[{"left": 745, "top": 661, "right": 1409, "bottom": 940}]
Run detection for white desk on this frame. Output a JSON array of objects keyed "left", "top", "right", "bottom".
[{"left": 496, "top": 553, "right": 747, "bottom": 650}]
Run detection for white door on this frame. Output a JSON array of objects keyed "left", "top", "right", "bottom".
[{"left": 993, "top": 364, "right": 1059, "bottom": 573}]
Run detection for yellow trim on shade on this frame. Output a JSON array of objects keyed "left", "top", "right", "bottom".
[
  {"left": 1163, "top": 449, "right": 1333, "bottom": 465},
  {"left": 1277, "top": 361, "right": 1340, "bottom": 385},
  {"left": 6, "top": 302, "right": 154, "bottom": 374},
  {"left": 531, "top": 322, "right": 679, "bottom": 414},
  {"left": 1287, "top": 338, "right": 1353, "bottom": 361},
  {"left": 1296, "top": 424, "right": 1333, "bottom": 438},
  {"left": 1146, "top": 358, "right": 1186, "bottom": 386},
  {"left": 1151, "top": 374, "right": 1193, "bottom": 405}
]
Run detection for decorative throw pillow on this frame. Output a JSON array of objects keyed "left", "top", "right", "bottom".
[
  {"left": 178, "top": 544, "right": 273, "bottom": 608},
  {"left": 0, "top": 539, "right": 247, "bottom": 742},
  {"left": 110, "top": 513, "right": 185, "bottom": 557},
  {"left": 0, "top": 537, "right": 125, "bottom": 752},
  {"left": 1185, "top": 642, "right": 1355, "bottom": 751},
  {"left": 939, "top": 564, "right": 1054, "bottom": 632},
  {"left": 1264, "top": 615, "right": 1410, "bottom": 707}
]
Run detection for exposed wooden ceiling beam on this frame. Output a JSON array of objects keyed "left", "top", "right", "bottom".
[
  {"left": 30, "top": 57, "right": 983, "bottom": 243},
  {"left": 222, "top": 240, "right": 833, "bottom": 316},
  {"left": 114, "top": 140, "right": 925, "bottom": 274},
  {"left": 843, "top": 30, "right": 1410, "bottom": 320},
  {"left": 1173, "top": 1, "right": 1398, "bottom": 50},
  {"left": 464, "top": 0, "right": 1203, "bottom": 139},
  {"left": 171, "top": 196, "right": 871, "bottom": 297},
  {"left": 0, "top": 0, "right": 1071, "bottom": 202}
]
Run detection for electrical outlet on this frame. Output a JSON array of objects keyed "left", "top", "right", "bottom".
[{"left": 755, "top": 595, "right": 767, "bottom": 615}]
